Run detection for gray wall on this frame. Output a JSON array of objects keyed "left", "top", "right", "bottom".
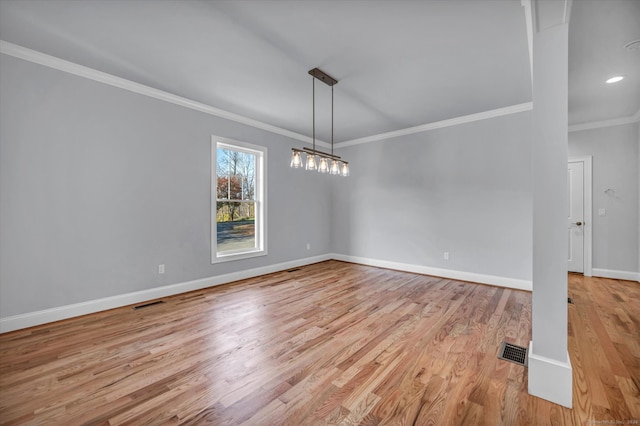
[
  {"left": 331, "top": 111, "right": 533, "bottom": 281},
  {"left": 0, "top": 54, "right": 332, "bottom": 317},
  {"left": 569, "top": 122, "right": 640, "bottom": 274},
  {"left": 3, "top": 48, "right": 636, "bottom": 323}
]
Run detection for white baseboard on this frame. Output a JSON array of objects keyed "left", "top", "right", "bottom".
[
  {"left": 528, "top": 341, "right": 573, "bottom": 408},
  {"left": 0, "top": 254, "right": 331, "bottom": 333},
  {"left": 1, "top": 253, "right": 534, "bottom": 333},
  {"left": 592, "top": 268, "right": 640, "bottom": 282},
  {"left": 330, "top": 253, "right": 532, "bottom": 291}
]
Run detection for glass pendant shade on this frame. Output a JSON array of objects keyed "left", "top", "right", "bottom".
[
  {"left": 290, "top": 151, "right": 302, "bottom": 168},
  {"left": 318, "top": 157, "right": 329, "bottom": 173},
  {"left": 330, "top": 160, "right": 340, "bottom": 175},
  {"left": 341, "top": 162, "right": 350, "bottom": 177},
  {"left": 305, "top": 154, "right": 317, "bottom": 170}
]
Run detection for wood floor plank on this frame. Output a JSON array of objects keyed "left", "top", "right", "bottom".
[{"left": 0, "top": 261, "right": 638, "bottom": 425}]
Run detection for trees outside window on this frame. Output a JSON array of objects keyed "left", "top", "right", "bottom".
[{"left": 212, "top": 137, "right": 266, "bottom": 262}]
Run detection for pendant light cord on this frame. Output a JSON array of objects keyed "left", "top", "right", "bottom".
[
  {"left": 312, "top": 76, "right": 315, "bottom": 152},
  {"left": 331, "top": 85, "right": 334, "bottom": 156}
]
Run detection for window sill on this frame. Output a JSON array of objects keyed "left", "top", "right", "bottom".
[{"left": 212, "top": 249, "right": 267, "bottom": 264}]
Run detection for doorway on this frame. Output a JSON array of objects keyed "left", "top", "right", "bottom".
[{"left": 568, "top": 156, "right": 592, "bottom": 276}]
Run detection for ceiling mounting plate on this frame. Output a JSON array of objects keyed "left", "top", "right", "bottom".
[{"left": 309, "top": 68, "right": 338, "bottom": 86}]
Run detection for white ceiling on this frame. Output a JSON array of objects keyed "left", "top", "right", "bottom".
[
  {"left": 568, "top": 0, "right": 640, "bottom": 126},
  {"left": 0, "top": 0, "right": 637, "bottom": 144}
]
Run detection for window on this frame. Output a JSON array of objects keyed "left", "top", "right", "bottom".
[{"left": 212, "top": 136, "right": 266, "bottom": 262}]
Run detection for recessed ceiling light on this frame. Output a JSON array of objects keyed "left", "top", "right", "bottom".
[{"left": 606, "top": 76, "right": 624, "bottom": 84}]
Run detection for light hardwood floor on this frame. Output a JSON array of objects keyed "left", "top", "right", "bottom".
[{"left": 0, "top": 261, "right": 638, "bottom": 425}]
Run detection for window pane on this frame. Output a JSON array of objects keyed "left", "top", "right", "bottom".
[
  {"left": 216, "top": 148, "right": 228, "bottom": 199},
  {"left": 216, "top": 202, "right": 256, "bottom": 252},
  {"left": 216, "top": 148, "right": 256, "bottom": 201},
  {"left": 241, "top": 152, "right": 256, "bottom": 200}
]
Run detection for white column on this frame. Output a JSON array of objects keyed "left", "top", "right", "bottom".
[{"left": 529, "top": 0, "right": 573, "bottom": 408}]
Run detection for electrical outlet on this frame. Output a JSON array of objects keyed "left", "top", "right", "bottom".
[
  {"left": 598, "top": 208, "right": 606, "bottom": 217},
  {"left": 158, "top": 264, "right": 165, "bottom": 274},
  {"left": 444, "top": 252, "right": 449, "bottom": 261},
  {"left": 306, "top": 243, "right": 311, "bottom": 250}
]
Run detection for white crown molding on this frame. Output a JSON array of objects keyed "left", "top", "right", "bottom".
[
  {"left": 531, "top": 0, "right": 572, "bottom": 32},
  {"left": 568, "top": 110, "right": 640, "bottom": 132},
  {"left": 8, "top": 40, "right": 637, "bottom": 155},
  {"left": 335, "top": 102, "right": 534, "bottom": 148},
  {"left": 0, "top": 40, "right": 332, "bottom": 149},
  {"left": 563, "top": 0, "right": 573, "bottom": 25},
  {"left": 0, "top": 40, "right": 535, "bottom": 152}
]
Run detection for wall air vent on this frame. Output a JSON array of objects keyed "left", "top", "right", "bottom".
[{"left": 133, "top": 300, "right": 165, "bottom": 310}]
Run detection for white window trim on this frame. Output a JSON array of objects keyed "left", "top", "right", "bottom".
[{"left": 211, "top": 135, "right": 267, "bottom": 263}]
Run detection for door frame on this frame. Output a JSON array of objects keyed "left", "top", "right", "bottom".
[{"left": 569, "top": 156, "right": 593, "bottom": 276}]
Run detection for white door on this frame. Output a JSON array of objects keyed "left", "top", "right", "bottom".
[{"left": 568, "top": 161, "right": 584, "bottom": 273}]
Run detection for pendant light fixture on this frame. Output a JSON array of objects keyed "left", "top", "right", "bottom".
[{"left": 290, "top": 68, "right": 349, "bottom": 177}]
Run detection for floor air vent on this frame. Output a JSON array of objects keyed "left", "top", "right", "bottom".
[
  {"left": 133, "top": 300, "right": 165, "bottom": 310},
  {"left": 498, "top": 342, "right": 528, "bottom": 367}
]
